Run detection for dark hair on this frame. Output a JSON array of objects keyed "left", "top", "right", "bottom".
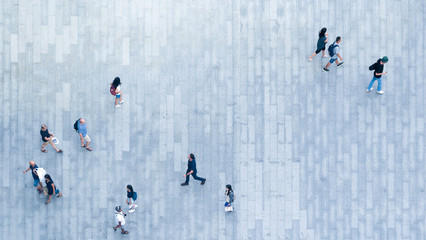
[
  {"left": 44, "top": 174, "right": 51, "bottom": 181},
  {"left": 319, "top": 27, "right": 327, "bottom": 38},
  {"left": 189, "top": 153, "right": 195, "bottom": 160},
  {"left": 226, "top": 184, "right": 233, "bottom": 195},
  {"left": 112, "top": 77, "right": 121, "bottom": 88},
  {"left": 127, "top": 185, "right": 134, "bottom": 195},
  {"left": 336, "top": 36, "right": 341, "bottom": 42}
]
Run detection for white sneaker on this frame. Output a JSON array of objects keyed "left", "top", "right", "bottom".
[
  {"left": 308, "top": 58, "right": 312, "bottom": 62},
  {"left": 119, "top": 100, "right": 125, "bottom": 104},
  {"left": 134, "top": 205, "right": 138, "bottom": 209},
  {"left": 376, "top": 90, "right": 384, "bottom": 94},
  {"left": 129, "top": 208, "right": 135, "bottom": 213},
  {"left": 322, "top": 55, "right": 328, "bottom": 58},
  {"left": 115, "top": 104, "right": 121, "bottom": 108},
  {"left": 366, "top": 88, "right": 373, "bottom": 92}
]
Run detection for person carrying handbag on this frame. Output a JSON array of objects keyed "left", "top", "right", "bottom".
[{"left": 224, "top": 184, "right": 234, "bottom": 212}]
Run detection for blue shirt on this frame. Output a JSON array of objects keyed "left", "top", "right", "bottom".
[
  {"left": 78, "top": 123, "right": 87, "bottom": 137},
  {"left": 30, "top": 164, "right": 39, "bottom": 180}
]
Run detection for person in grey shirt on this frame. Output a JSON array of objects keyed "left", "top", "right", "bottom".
[{"left": 323, "top": 36, "right": 344, "bottom": 72}]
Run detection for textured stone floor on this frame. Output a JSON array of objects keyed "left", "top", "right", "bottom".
[{"left": 1, "top": 0, "right": 425, "bottom": 239}]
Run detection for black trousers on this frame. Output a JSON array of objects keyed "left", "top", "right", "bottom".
[{"left": 185, "top": 170, "right": 205, "bottom": 184}]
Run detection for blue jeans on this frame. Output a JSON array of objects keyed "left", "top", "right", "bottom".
[
  {"left": 367, "top": 76, "right": 382, "bottom": 91},
  {"left": 185, "top": 171, "right": 205, "bottom": 184}
]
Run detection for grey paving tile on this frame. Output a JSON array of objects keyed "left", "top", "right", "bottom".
[{"left": 1, "top": 0, "right": 425, "bottom": 239}]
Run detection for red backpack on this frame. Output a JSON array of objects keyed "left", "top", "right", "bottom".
[{"left": 110, "top": 85, "right": 116, "bottom": 96}]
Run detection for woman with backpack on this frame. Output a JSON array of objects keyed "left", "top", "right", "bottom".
[
  {"left": 308, "top": 27, "right": 328, "bottom": 61},
  {"left": 110, "top": 77, "right": 124, "bottom": 108},
  {"left": 126, "top": 185, "right": 138, "bottom": 213},
  {"left": 224, "top": 184, "right": 234, "bottom": 212}
]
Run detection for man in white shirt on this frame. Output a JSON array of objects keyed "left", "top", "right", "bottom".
[{"left": 113, "top": 206, "right": 129, "bottom": 234}]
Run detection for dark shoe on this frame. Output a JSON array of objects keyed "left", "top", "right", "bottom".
[
  {"left": 322, "top": 68, "right": 329, "bottom": 72},
  {"left": 41, "top": 149, "right": 47, "bottom": 153},
  {"left": 57, "top": 149, "right": 63, "bottom": 153},
  {"left": 201, "top": 179, "right": 206, "bottom": 185},
  {"left": 337, "top": 62, "right": 344, "bottom": 67},
  {"left": 121, "top": 231, "right": 129, "bottom": 234},
  {"left": 181, "top": 183, "right": 188, "bottom": 186}
]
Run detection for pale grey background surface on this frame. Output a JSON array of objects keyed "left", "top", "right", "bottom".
[{"left": 0, "top": 0, "right": 425, "bottom": 239}]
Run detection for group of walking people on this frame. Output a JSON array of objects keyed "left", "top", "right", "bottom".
[
  {"left": 24, "top": 75, "right": 236, "bottom": 235},
  {"left": 23, "top": 161, "right": 62, "bottom": 204},
  {"left": 308, "top": 27, "right": 388, "bottom": 94}
]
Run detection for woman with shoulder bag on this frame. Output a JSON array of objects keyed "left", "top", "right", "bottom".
[
  {"left": 224, "top": 184, "right": 234, "bottom": 212},
  {"left": 126, "top": 185, "right": 138, "bottom": 213}
]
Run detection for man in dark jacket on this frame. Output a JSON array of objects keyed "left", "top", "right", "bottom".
[
  {"left": 181, "top": 153, "right": 206, "bottom": 186},
  {"left": 366, "top": 56, "right": 388, "bottom": 94}
]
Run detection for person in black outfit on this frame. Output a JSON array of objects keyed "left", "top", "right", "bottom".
[
  {"left": 308, "top": 27, "right": 328, "bottom": 61},
  {"left": 44, "top": 174, "right": 62, "bottom": 205},
  {"left": 366, "top": 56, "right": 388, "bottom": 94},
  {"left": 181, "top": 153, "right": 206, "bottom": 186}
]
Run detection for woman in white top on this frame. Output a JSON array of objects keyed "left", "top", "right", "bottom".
[{"left": 111, "top": 77, "right": 124, "bottom": 108}]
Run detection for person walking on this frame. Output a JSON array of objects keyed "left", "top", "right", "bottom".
[
  {"left": 77, "top": 118, "right": 92, "bottom": 151},
  {"left": 308, "top": 27, "right": 328, "bottom": 61},
  {"left": 40, "top": 124, "right": 63, "bottom": 153},
  {"left": 113, "top": 206, "right": 129, "bottom": 234},
  {"left": 366, "top": 56, "right": 389, "bottom": 94},
  {"left": 322, "top": 36, "right": 344, "bottom": 72},
  {"left": 22, "top": 161, "right": 43, "bottom": 194},
  {"left": 111, "top": 77, "right": 124, "bottom": 108},
  {"left": 224, "top": 184, "right": 235, "bottom": 212},
  {"left": 126, "top": 185, "right": 138, "bottom": 213},
  {"left": 44, "top": 174, "right": 62, "bottom": 204},
  {"left": 181, "top": 153, "right": 206, "bottom": 186}
]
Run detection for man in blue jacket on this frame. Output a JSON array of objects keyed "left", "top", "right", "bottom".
[{"left": 181, "top": 153, "right": 206, "bottom": 186}]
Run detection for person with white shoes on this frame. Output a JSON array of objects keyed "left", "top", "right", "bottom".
[
  {"left": 111, "top": 77, "right": 125, "bottom": 108},
  {"left": 224, "top": 184, "right": 234, "bottom": 212},
  {"left": 366, "top": 56, "right": 388, "bottom": 94},
  {"left": 308, "top": 27, "right": 328, "bottom": 61},
  {"left": 126, "top": 185, "right": 138, "bottom": 213}
]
